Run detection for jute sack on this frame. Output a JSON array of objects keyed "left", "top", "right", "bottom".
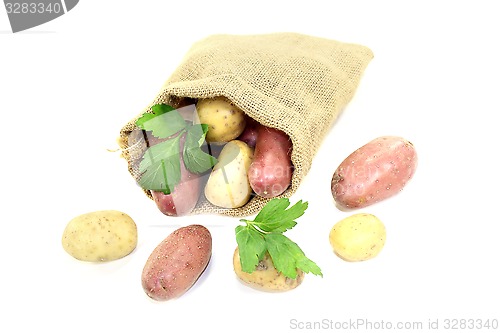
[{"left": 118, "top": 32, "right": 373, "bottom": 217}]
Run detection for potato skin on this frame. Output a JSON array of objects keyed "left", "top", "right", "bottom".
[
  {"left": 150, "top": 133, "right": 203, "bottom": 216},
  {"left": 196, "top": 97, "right": 246, "bottom": 143},
  {"left": 204, "top": 140, "right": 254, "bottom": 208},
  {"left": 248, "top": 124, "right": 293, "bottom": 198},
  {"left": 151, "top": 158, "right": 201, "bottom": 217},
  {"left": 62, "top": 210, "right": 137, "bottom": 262},
  {"left": 233, "top": 247, "right": 304, "bottom": 292},
  {"left": 331, "top": 136, "right": 418, "bottom": 209},
  {"left": 237, "top": 116, "right": 259, "bottom": 148},
  {"left": 329, "top": 213, "right": 386, "bottom": 262},
  {"left": 142, "top": 225, "right": 212, "bottom": 301}
]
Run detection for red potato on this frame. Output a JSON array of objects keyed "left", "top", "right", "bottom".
[
  {"left": 331, "top": 136, "right": 418, "bottom": 209},
  {"left": 141, "top": 224, "right": 212, "bottom": 301},
  {"left": 151, "top": 161, "right": 201, "bottom": 216},
  {"left": 248, "top": 124, "right": 293, "bottom": 198},
  {"left": 148, "top": 133, "right": 203, "bottom": 217},
  {"left": 237, "top": 116, "right": 259, "bottom": 148}
]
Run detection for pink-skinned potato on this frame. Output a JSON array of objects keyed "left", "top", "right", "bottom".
[
  {"left": 150, "top": 159, "right": 202, "bottom": 217},
  {"left": 248, "top": 124, "right": 293, "bottom": 198},
  {"left": 331, "top": 136, "right": 418, "bottom": 209},
  {"left": 142, "top": 224, "right": 212, "bottom": 301},
  {"left": 149, "top": 133, "right": 203, "bottom": 217}
]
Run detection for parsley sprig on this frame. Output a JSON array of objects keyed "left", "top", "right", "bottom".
[
  {"left": 135, "top": 104, "right": 217, "bottom": 194},
  {"left": 236, "top": 198, "right": 322, "bottom": 279}
]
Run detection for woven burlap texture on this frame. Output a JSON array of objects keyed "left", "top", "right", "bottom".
[{"left": 119, "top": 32, "right": 373, "bottom": 217}]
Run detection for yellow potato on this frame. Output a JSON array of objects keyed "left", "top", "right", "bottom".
[
  {"left": 329, "top": 213, "right": 386, "bottom": 262},
  {"left": 196, "top": 97, "right": 246, "bottom": 143},
  {"left": 62, "top": 210, "right": 138, "bottom": 262},
  {"left": 204, "top": 140, "right": 254, "bottom": 208},
  {"left": 233, "top": 247, "right": 304, "bottom": 292}
]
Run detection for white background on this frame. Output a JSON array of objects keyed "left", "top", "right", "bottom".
[{"left": 1, "top": 1, "right": 499, "bottom": 332}]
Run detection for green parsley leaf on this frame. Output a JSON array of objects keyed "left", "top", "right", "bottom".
[
  {"left": 135, "top": 104, "right": 186, "bottom": 138},
  {"left": 135, "top": 104, "right": 175, "bottom": 129},
  {"left": 137, "top": 135, "right": 181, "bottom": 194},
  {"left": 235, "top": 225, "right": 267, "bottom": 273},
  {"left": 265, "top": 233, "right": 322, "bottom": 278},
  {"left": 183, "top": 124, "right": 218, "bottom": 174},
  {"left": 134, "top": 104, "right": 218, "bottom": 194},
  {"left": 264, "top": 233, "right": 299, "bottom": 278},
  {"left": 235, "top": 198, "right": 322, "bottom": 279},
  {"left": 295, "top": 255, "right": 323, "bottom": 277},
  {"left": 252, "top": 198, "right": 308, "bottom": 233}
]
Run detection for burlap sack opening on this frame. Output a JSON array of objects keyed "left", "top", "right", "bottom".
[{"left": 118, "top": 32, "right": 373, "bottom": 217}]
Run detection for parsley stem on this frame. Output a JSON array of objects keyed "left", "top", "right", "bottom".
[{"left": 240, "top": 219, "right": 267, "bottom": 236}]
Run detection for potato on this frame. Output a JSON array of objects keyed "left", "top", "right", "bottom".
[
  {"left": 62, "top": 210, "right": 137, "bottom": 262},
  {"left": 150, "top": 144, "right": 202, "bottom": 216},
  {"left": 329, "top": 213, "right": 386, "bottom": 262},
  {"left": 233, "top": 247, "right": 304, "bottom": 292},
  {"left": 204, "top": 140, "right": 254, "bottom": 208},
  {"left": 237, "top": 116, "right": 259, "bottom": 148},
  {"left": 196, "top": 97, "right": 246, "bottom": 143},
  {"left": 148, "top": 132, "right": 204, "bottom": 216},
  {"left": 142, "top": 225, "right": 212, "bottom": 301},
  {"left": 331, "top": 136, "right": 418, "bottom": 209},
  {"left": 248, "top": 124, "right": 293, "bottom": 198}
]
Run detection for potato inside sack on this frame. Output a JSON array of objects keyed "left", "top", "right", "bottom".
[
  {"left": 204, "top": 140, "right": 254, "bottom": 209},
  {"left": 195, "top": 97, "right": 246, "bottom": 144},
  {"left": 248, "top": 123, "right": 293, "bottom": 198},
  {"left": 197, "top": 99, "right": 294, "bottom": 200},
  {"left": 236, "top": 116, "right": 259, "bottom": 148},
  {"left": 150, "top": 155, "right": 203, "bottom": 217}
]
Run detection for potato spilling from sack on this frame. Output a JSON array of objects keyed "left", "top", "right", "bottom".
[
  {"left": 62, "top": 210, "right": 138, "bottom": 262},
  {"left": 331, "top": 136, "right": 418, "bottom": 209}
]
